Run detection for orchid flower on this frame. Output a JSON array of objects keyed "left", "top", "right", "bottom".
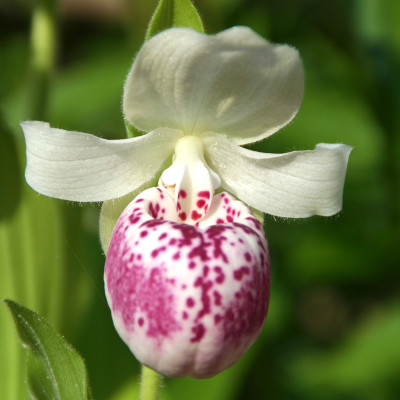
[{"left": 21, "top": 27, "right": 351, "bottom": 378}]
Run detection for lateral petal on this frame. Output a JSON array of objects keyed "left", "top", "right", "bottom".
[
  {"left": 123, "top": 27, "right": 303, "bottom": 145},
  {"left": 21, "top": 121, "right": 182, "bottom": 202},
  {"left": 204, "top": 134, "right": 352, "bottom": 218}
]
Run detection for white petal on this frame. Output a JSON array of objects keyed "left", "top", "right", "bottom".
[
  {"left": 204, "top": 134, "right": 352, "bottom": 218},
  {"left": 123, "top": 27, "right": 303, "bottom": 145},
  {"left": 21, "top": 121, "right": 182, "bottom": 201}
]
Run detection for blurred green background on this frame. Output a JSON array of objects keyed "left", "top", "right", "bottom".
[{"left": 1, "top": 0, "right": 400, "bottom": 399}]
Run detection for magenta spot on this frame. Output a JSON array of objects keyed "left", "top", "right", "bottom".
[
  {"left": 135, "top": 198, "right": 144, "bottom": 203},
  {"left": 140, "top": 230, "right": 148, "bottom": 238},
  {"left": 216, "top": 218, "right": 224, "bottom": 224},
  {"left": 173, "top": 251, "right": 180, "bottom": 260},
  {"left": 129, "top": 215, "right": 140, "bottom": 225},
  {"left": 186, "top": 297, "right": 195, "bottom": 308},
  {"left": 148, "top": 202, "right": 158, "bottom": 218},
  {"left": 214, "top": 266, "right": 225, "bottom": 284},
  {"left": 177, "top": 202, "right": 181, "bottom": 210},
  {"left": 196, "top": 199, "right": 206, "bottom": 208},
  {"left": 227, "top": 207, "right": 231, "bottom": 213},
  {"left": 181, "top": 284, "right": 187, "bottom": 289},
  {"left": 189, "top": 261, "right": 196, "bottom": 269},
  {"left": 244, "top": 252, "right": 252, "bottom": 262},
  {"left": 197, "top": 191, "right": 210, "bottom": 199},
  {"left": 138, "top": 318, "right": 144, "bottom": 327},
  {"left": 227, "top": 216, "right": 234, "bottom": 223},
  {"left": 137, "top": 254, "right": 142, "bottom": 261},
  {"left": 162, "top": 208, "right": 165, "bottom": 213},
  {"left": 179, "top": 212, "right": 187, "bottom": 221},
  {"left": 182, "top": 311, "right": 188, "bottom": 320},
  {"left": 224, "top": 197, "right": 229, "bottom": 204},
  {"left": 159, "top": 232, "right": 167, "bottom": 240},
  {"left": 179, "top": 189, "right": 187, "bottom": 198},
  {"left": 206, "top": 225, "right": 229, "bottom": 263},
  {"left": 233, "top": 266, "right": 250, "bottom": 281},
  {"left": 214, "top": 314, "right": 222, "bottom": 325},
  {"left": 194, "top": 277, "right": 213, "bottom": 319},
  {"left": 151, "top": 246, "right": 166, "bottom": 258},
  {"left": 203, "top": 265, "right": 209, "bottom": 277},
  {"left": 213, "top": 290, "right": 222, "bottom": 306},
  {"left": 191, "top": 210, "right": 202, "bottom": 220},
  {"left": 190, "top": 323, "right": 206, "bottom": 342}
]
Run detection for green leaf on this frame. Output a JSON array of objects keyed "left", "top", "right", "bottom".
[
  {"left": 4, "top": 300, "right": 93, "bottom": 400},
  {"left": 146, "top": 0, "right": 204, "bottom": 40}
]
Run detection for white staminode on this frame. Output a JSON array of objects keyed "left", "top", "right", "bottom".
[
  {"left": 21, "top": 26, "right": 351, "bottom": 219},
  {"left": 160, "top": 136, "right": 221, "bottom": 224}
]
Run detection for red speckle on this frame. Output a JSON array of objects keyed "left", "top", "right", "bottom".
[
  {"left": 216, "top": 218, "right": 224, "bottom": 224},
  {"left": 227, "top": 216, "right": 234, "bottom": 223},
  {"left": 244, "top": 252, "right": 252, "bottom": 262},
  {"left": 191, "top": 210, "right": 202, "bottom": 220},
  {"left": 138, "top": 318, "right": 144, "bottom": 327},
  {"left": 197, "top": 191, "right": 210, "bottom": 199},
  {"left": 173, "top": 251, "right": 180, "bottom": 260},
  {"left": 190, "top": 323, "right": 206, "bottom": 342},
  {"left": 182, "top": 311, "right": 188, "bottom": 320},
  {"left": 224, "top": 197, "right": 229, "bottom": 204},
  {"left": 203, "top": 265, "right": 209, "bottom": 277},
  {"left": 196, "top": 199, "right": 206, "bottom": 208},
  {"left": 179, "top": 190, "right": 187, "bottom": 198},
  {"left": 140, "top": 230, "right": 148, "bottom": 238},
  {"left": 179, "top": 212, "right": 187, "bottom": 221}
]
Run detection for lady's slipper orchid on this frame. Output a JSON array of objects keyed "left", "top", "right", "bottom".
[{"left": 21, "top": 26, "right": 351, "bottom": 378}]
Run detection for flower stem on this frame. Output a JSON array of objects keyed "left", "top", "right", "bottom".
[
  {"left": 28, "top": 1, "right": 57, "bottom": 120},
  {"left": 140, "top": 365, "right": 162, "bottom": 400}
]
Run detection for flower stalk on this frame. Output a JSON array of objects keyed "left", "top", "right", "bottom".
[
  {"left": 28, "top": 1, "right": 57, "bottom": 120},
  {"left": 140, "top": 366, "right": 162, "bottom": 400}
]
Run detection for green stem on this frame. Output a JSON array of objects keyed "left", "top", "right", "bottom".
[
  {"left": 28, "top": 1, "right": 57, "bottom": 120},
  {"left": 140, "top": 365, "right": 162, "bottom": 400}
]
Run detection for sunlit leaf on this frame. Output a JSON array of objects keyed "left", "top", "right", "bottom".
[
  {"left": 146, "top": 0, "right": 204, "bottom": 40},
  {"left": 4, "top": 300, "right": 93, "bottom": 400}
]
